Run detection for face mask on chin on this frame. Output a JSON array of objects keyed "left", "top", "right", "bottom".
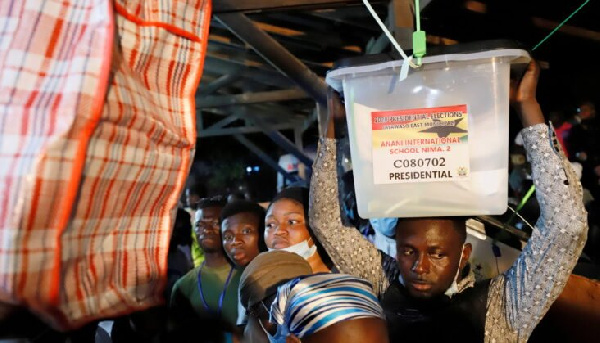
[
  {"left": 268, "top": 238, "right": 317, "bottom": 260},
  {"left": 444, "top": 244, "right": 467, "bottom": 297}
]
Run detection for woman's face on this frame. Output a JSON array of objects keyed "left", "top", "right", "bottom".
[
  {"left": 221, "top": 212, "right": 261, "bottom": 267},
  {"left": 264, "top": 199, "right": 311, "bottom": 250}
]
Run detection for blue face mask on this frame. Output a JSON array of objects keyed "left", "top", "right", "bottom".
[
  {"left": 369, "top": 217, "right": 398, "bottom": 238},
  {"left": 258, "top": 301, "right": 289, "bottom": 343},
  {"left": 261, "top": 321, "right": 287, "bottom": 343}
]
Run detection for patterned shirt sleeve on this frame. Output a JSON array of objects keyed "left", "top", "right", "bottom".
[
  {"left": 485, "top": 124, "right": 588, "bottom": 342},
  {"left": 309, "top": 138, "right": 388, "bottom": 296}
]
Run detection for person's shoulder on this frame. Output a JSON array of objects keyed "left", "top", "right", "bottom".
[
  {"left": 381, "top": 251, "right": 399, "bottom": 281},
  {"left": 230, "top": 267, "right": 243, "bottom": 283},
  {"left": 174, "top": 266, "right": 201, "bottom": 291},
  {"left": 453, "top": 280, "right": 492, "bottom": 321},
  {"left": 464, "top": 279, "right": 492, "bottom": 296}
]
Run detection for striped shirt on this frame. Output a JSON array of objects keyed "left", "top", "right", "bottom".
[{"left": 270, "top": 273, "right": 384, "bottom": 338}]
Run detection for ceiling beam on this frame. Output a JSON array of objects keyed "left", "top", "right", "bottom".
[
  {"left": 198, "top": 68, "right": 245, "bottom": 95},
  {"left": 232, "top": 134, "right": 300, "bottom": 182},
  {"left": 391, "top": 0, "right": 415, "bottom": 48},
  {"left": 213, "top": 0, "right": 386, "bottom": 13},
  {"left": 197, "top": 89, "right": 309, "bottom": 108},
  {"left": 241, "top": 110, "right": 314, "bottom": 166},
  {"left": 198, "top": 102, "right": 309, "bottom": 121},
  {"left": 215, "top": 11, "right": 328, "bottom": 104},
  {"left": 198, "top": 123, "right": 297, "bottom": 137},
  {"left": 365, "top": 0, "right": 433, "bottom": 54},
  {"left": 204, "top": 114, "right": 242, "bottom": 130},
  {"left": 207, "top": 33, "right": 333, "bottom": 72},
  {"left": 532, "top": 17, "right": 600, "bottom": 42},
  {"left": 203, "top": 57, "right": 293, "bottom": 88},
  {"left": 311, "top": 8, "right": 381, "bottom": 32}
]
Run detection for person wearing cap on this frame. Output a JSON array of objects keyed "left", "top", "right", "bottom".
[
  {"left": 265, "top": 187, "right": 332, "bottom": 274},
  {"left": 238, "top": 251, "right": 313, "bottom": 343},
  {"left": 310, "top": 61, "right": 588, "bottom": 342},
  {"left": 170, "top": 197, "right": 242, "bottom": 332},
  {"left": 265, "top": 273, "right": 389, "bottom": 343}
]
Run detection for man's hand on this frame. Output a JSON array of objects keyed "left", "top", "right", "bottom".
[
  {"left": 327, "top": 87, "right": 346, "bottom": 121},
  {"left": 510, "top": 60, "right": 545, "bottom": 128},
  {"left": 325, "top": 87, "right": 346, "bottom": 139}
]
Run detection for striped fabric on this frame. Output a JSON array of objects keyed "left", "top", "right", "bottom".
[
  {"left": 269, "top": 273, "right": 384, "bottom": 338},
  {"left": 0, "top": 0, "right": 211, "bottom": 330}
]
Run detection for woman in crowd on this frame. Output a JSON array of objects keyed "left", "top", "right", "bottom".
[
  {"left": 266, "top": 273, "right": 388, "bottom": 343},
  {"left": 239, "top": 251, "right": 387, "bottom": 343},
  {"left": 264, "top": 187, "right": 332, "bottom": 273}
]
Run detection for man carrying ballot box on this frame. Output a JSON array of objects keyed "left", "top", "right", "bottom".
[{"left": 309, "top": 61, "right": 588, "bottom": 342}]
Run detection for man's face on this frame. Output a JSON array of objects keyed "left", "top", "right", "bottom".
[
  {"left": 222, "top": 212, "right": 261, "bottom": 267},
  {"left": 195, "top": 207, "right": 223, "bottom": 252},
  {"left": 395, "top": 218, "right": 470, "bottom": 298}
]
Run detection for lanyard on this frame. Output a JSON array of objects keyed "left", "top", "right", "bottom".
[{"left": 197, "top": 261, "right": 234, "bottom": 316}]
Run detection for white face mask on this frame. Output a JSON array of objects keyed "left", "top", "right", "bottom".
[
  {"left": 268, "top": 238, "right": 317, "bottom": 260},
  {"left": 444, "top": 244, "right": 467, "bottom": 297}
]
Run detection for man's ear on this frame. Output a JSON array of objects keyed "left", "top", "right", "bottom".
[
  {"left": 286, "top": 334, "right": 302, "bottom": 343},
  {"left": 461, "top": 243, "right": 473, "bottom": 270}
]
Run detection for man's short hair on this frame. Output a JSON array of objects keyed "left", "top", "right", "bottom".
[
  {"left": 197, "top": 196, "right": 227, "bottom": 210},
  {"left": 395, "top": 216, "right": 469, "bottom": 243},
  {"left": 220, "top": 200, "right": 265, "bottom": 223},
  {"left": 220, "top": 200, "right": 267, "bottom": 252}
]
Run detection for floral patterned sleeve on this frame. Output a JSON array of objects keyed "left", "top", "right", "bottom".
[
  {"left": 485, "top": 124, "right": 588, "bottom": 342},
  {"left": 309, "top": 138, "right": 388, "bottom": 296}
]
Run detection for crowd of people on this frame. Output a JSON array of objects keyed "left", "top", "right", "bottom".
[
  {"left": 77, "top": 61, "right": 591, "bottom": 343},
  {"left": 3, "top": 0, "right": 599, "bottom": 339},
  {"left": 4, "top": 58, "right": 595, "bottom": 342}
]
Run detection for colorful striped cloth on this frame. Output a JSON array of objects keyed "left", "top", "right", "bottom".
[
  {"left": 0, "top": 0, "right": 211, "bottom": 330},
  {"left": 269, "top": 273, "right": 384, "bottom": 338}
]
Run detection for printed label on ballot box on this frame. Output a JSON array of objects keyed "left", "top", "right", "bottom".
[{"left": 371, "top": 104, "right": 470, "bottom": 185}]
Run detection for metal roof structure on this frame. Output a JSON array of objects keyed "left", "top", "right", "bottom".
[{"left": 196, "top": 0, "right": 600, "bottom": 182}]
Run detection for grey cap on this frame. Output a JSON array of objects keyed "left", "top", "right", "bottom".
[{"left": 239, "top": 251, "right": 312, "bottom": 309}]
